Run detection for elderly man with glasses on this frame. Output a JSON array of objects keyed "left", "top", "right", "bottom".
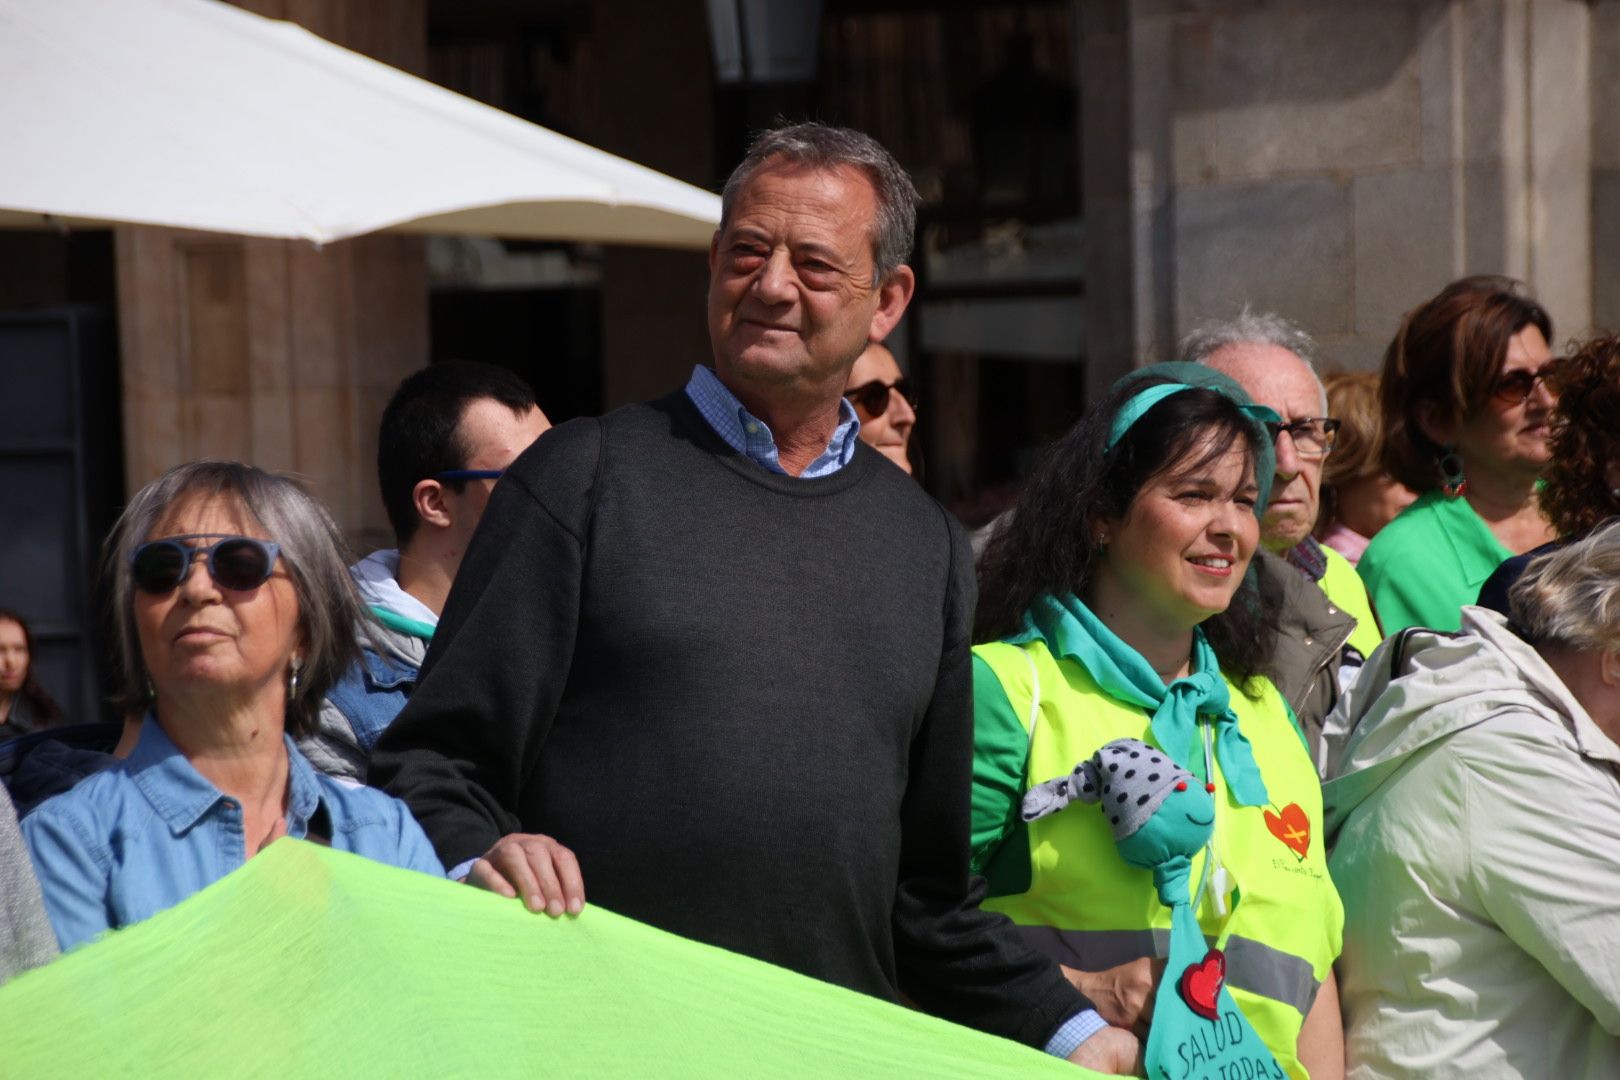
[{"left": 1185, "top": 312, "right": 1383, "bottom": 767}]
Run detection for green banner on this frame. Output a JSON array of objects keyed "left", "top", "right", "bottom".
[{"left": 2, "top": 840, "right": 1098, "bottom": 1078}]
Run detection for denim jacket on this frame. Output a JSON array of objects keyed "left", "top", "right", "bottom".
[
  {"left": 20, "top": 720, "right": 444, "bottom": 952},
  {"left": 300, "top": 615, "right": 426, "bottom": 781}
]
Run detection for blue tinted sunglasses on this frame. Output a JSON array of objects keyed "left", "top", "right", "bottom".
[
  {"left": 130, "top": 534, "right": 282, "bottom": 594},
  {"left": 432, "top": 469, "right": 504, "bottom": 483}
]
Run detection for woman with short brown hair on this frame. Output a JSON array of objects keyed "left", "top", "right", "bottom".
[{"left": 1358, "top": 276, "right": 1558, "bottom": 633}]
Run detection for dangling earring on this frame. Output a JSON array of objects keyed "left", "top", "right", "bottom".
[
  {"left": 288, "top": 656, "right": 304, "bottom": 699},
  {"left": 142, "top": 673, "right": 155, "bottom": 702},
  {"left": 1438, "top": 446, "right": 1468, "bottom": 498}
]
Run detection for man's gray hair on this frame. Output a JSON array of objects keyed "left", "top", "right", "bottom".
[
  {"left": 1510, "top": 519, "right": 1620, "bottom": 652},
  {"left": 105, "top": 460, "right": 365, "bottom": 738},
  {"left": 1179, "top": 309, "right": 1326, "bottom": 410},
  {"left": 720, "top": 121, "right": 919, "bottom": 282}
]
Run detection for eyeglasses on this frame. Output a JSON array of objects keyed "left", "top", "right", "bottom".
[
  {"left": 1491, "top": 361, "right": 1561, "bottom": 405},
  {"left": 130, "top": 534, "right": 281, "bottom": 595},
  {"left": 1263, "top": 417, "right": 1340, "bottom": 458},
  {"left": 844, "top": 378, "right": 919, "bottom": 419},
  {"left": 432, "top": 469, "right": 504, "bottom": 483}
]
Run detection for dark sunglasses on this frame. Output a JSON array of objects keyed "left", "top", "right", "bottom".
[
  {"left": 844, "top": 378, "right": 919, "bottom": 419},
  {"left": 1262, "top": 417, "right": 1341, "bottom": 459},
  {"left": 1491, "top": 361, "right": 1561, "bottom": 405},
  {"left": 130, "top": 534, "right": 282, "bottom": 595}
]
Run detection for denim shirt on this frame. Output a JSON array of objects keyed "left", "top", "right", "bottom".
[
  {"left": 324, "top": 646, "right": 419, "bottom": 754},
  {"left": 21, "top": 720, "right": 444, "bottom": 952}
]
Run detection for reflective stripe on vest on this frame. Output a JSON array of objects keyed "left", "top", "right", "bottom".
[
  {"left": 1008, "top": 926, "right": 1322, "bottom": 1016},
  {"left": 973, "top": 639, "right": 1344, "bottom": 1080},
  {"left": 1319, "top": 545, "right": 1382, "bottom": 659}
]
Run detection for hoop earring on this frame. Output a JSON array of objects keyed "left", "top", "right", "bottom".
[
  {"left": 1438, "top": 447, "right": 1468, "bottom": 498},
  {"left": 288, "top": 656, "right": 304, "bottom": 700}
]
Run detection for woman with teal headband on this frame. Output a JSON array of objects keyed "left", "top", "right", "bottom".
[{"left": 971, "top": 363, "right": 1345, "bottom": 1079}]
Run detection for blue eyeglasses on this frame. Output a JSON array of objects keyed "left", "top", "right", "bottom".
[
  {"left": 432, "top": 469, "right": 504, "bottom": 483},
  {"left": 130, "top": 534, "right": 282, "bottom": 594}
]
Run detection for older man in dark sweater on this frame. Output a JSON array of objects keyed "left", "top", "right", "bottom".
[{"left": 371, "top": 123, "right": 1130, "bottom": 1071}]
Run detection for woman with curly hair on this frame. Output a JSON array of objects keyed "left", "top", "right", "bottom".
[
  {"left": 971, "top": 363, "right": 1344, "bottom": 1079},
  {"left": 1477, "top": 333, "right": 1620, "bottom": 613}
]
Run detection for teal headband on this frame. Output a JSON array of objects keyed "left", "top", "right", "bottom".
[
  {"left": 1103, "top": 371, "right": 1282, "bottom": 517},
  {"left": 1106, "top": 383, "right": 1193, "bottom": 449}
]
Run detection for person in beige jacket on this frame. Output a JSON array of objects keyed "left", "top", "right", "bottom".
[{"left": 1322, "top": 521, "right": 1620, "bottom": 1078}]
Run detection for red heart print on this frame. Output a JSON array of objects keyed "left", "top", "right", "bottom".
[
  {"left": 1264, "top": 802, "right": 1311, "bottom": 859},
  {"left": 1178, "top": 947, "right": 1225, "bottom": 1021}
]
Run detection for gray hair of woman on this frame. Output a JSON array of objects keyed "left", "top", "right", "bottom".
[
  {"left": 103, "top": 460, "right": 364, "bottom": 737},
  {"left": 1510, "top": 518, "right": 1620, "bottom": 652}
]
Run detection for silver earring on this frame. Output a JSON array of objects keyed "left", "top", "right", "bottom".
[{"left": 288, "top": 656, "right": 304, "bottom": 699}]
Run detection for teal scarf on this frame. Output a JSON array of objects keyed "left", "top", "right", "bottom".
[{"left": 1013, "top": 593, "right": 1270, "bottom": 807}]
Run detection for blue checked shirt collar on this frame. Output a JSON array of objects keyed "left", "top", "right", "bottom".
[{"left": 684, "top": 365, "right": 860, "bottom": 478}]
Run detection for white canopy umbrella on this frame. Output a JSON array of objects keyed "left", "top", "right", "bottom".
[{"left": 0, "top": 0, "right": 721, "bottom": 249}]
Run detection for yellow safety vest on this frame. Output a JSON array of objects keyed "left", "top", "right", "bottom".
[
  {"left": 1319, "top": 545, "right": 1382, "bottom": 660},
  {"left": 974, "top": 640, "right": 1344, "bottom": 1080}
]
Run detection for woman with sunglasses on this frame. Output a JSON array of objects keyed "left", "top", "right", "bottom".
[
  {"left": 971, "top": 364, "right": 1344, "bottom": 1079},
  {"left": 1358, "top": 276, "right": 1558, "bottom": 633},
  {"left": 22, "top": 461, "right": 444, "bottom": 952},
  {"left": 843, "top": 342, "right": 918, "bottom": 474}
]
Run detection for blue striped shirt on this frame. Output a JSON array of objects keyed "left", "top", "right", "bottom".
[{"left": 684, "top": 365, "right": 860, "bottom": 477}]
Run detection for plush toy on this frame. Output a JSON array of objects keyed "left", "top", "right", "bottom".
[{"left": 1023, "top": 738, "right": 1285, "bottom": 1080}]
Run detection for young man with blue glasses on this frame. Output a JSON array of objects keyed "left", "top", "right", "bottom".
[{"left": 299, "top": 362, "right": 548, "bottom": 781}]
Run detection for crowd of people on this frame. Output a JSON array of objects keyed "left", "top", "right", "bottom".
[{"left": 1, "top": 121, "right": 1617, "bottom": 1078}]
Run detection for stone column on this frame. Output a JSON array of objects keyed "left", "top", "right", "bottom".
[
  {"left": 591, "top": 0, "right": 715, "bottom": 407},
  {"left": 115, "top": 0, "right": 428, "bottom": 552},
  {"left": 1591, "top": 0, "right": 1620, "bottom": 331},
  {"left": 1083, "top": 0, "right": 1593, "bottom": 372}
]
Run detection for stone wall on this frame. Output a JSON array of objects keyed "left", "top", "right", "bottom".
[
  {"left": 116, "top": 0, "right": 428, "bottom": 552},
  {"left": 1083, "top": 0, "right": 1595, "bottom": 382},
  {"left": 1591, "top": 0, "right": 1620, "bottom": 333}
]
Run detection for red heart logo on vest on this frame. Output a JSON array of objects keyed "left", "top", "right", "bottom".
[
  {"left": 1178, "top": 947, "right": 1226, "bottom": 1021},
  {"left": 1264, "top": 803, "right": 1311, "bottom": 859}
]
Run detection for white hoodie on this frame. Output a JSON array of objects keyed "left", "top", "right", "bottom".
[{"left": 1322, "top": 607, "right": 1620, "bottom": 1079}]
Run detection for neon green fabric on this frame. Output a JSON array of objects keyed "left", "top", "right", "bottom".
[
  {"left": 1358, "top": 491, "right": 1511, "bottom": 634},
  {"left": 1317, "top": 545, "right": 1382, "bottom": 658},
  {"left": 1008, "top": 593, "right": 1270, "bottom": 807},
  {"left": 0, "top": 840, "right": 1093, "bottom": 1079}
]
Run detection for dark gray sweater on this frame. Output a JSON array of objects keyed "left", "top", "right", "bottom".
[{"left": 370, "top": 391, "right": 1088, "bottom": 1047}]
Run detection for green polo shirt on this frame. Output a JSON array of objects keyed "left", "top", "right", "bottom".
[{"left": 1357, "top": 490, "right": 1511, "bottom": 634}]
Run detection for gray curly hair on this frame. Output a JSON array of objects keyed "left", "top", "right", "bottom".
[
  {"left": 104, "top": 460, "right": 364, "bottom": 738},
  {"left": 720, "top": 121, "right": 919, "bottom": 282}
]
